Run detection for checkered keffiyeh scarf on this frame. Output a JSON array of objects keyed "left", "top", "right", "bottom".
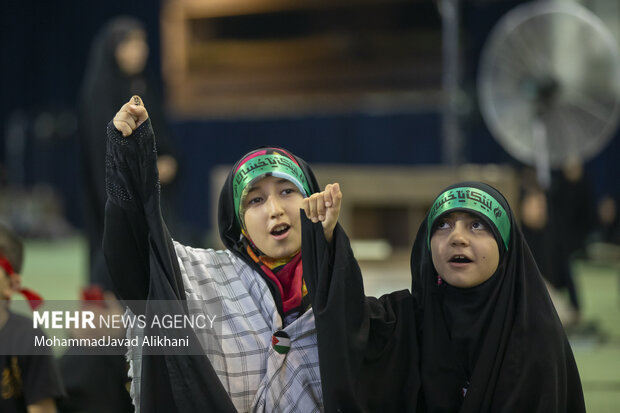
[{"left": 126, "top": 242, "right": 323, "bottom": 413}]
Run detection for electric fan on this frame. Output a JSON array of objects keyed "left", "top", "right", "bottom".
[{"left": 478, "top": 0, "right": 620, "bottom": 188}]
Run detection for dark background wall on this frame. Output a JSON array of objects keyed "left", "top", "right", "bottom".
[{"left": 1, "top": 0, "right": 618, "bottom": 240}]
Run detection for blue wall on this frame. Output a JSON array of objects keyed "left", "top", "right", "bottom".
[
  {"left": 1, "top": 0, "right": 619, "bottom": 238},
  {"left": 170, "top": 111, "right": 442, "bottom": 231}
]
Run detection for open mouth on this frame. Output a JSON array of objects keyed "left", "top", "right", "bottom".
[
  {"left": 449, "top": 254, "right": 472, "bottom": 263},
  {"left": 270, "top": 224, "right": 291, "bottom": 236}
]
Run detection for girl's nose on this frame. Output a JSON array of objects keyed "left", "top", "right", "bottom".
[
  {"left": 450, "top": 222, "right": 469, "bottom": 246},
  {"left": 267, "top": 196, "right": 285, "bottom": 218}
]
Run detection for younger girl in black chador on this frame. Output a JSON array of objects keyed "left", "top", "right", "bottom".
[
  {"left": 413, "top": 182, "right": 584, "bottom": 412},
  {"left": 302, "top": 181, "right": 585, "bottom": 412}
]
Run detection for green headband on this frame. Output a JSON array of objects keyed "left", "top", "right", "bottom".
[
  {"left": 233, "top": 153, "right": 311, "bottom": 227},
  {"left": 427, "top": 187, "right": 511, "bottom": 250}
]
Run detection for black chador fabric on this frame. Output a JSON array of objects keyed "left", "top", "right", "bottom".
[
  {"left": 104, "top": 120, "right": 234, "bottom": 412},
  {"left": 412, "top": 182, "right": 585, "bottom": 412},
  {"left": 80, "top": 17, "right": 174, "bottom": 289},
  {"left": 302, "top": 219, "right": 421, "bottom": 412},
  {"left": 302, "top": 181, "right": 585, "bottom": 413},
  {"left": 104, "top": 119, "right": 320, "bottom": 411}
]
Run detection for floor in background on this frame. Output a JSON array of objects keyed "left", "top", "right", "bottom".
[
  {"left": 21, "top": 236, "right": 87, "bottom": 301},
  {"left": 570, "top": 261, "right": 620, "bottom": 412},
  {"left": 17, "top": 237, "right": 620, "bottom": 412}
]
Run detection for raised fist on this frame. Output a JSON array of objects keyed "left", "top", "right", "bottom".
[
  {"left": 303, "top": 183, "right": 342, "bottom": 242},
  {"left": 113, "top": 95, "right": 149, "bottom": 137}
]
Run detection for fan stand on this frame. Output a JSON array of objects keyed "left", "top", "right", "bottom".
[
  {"left": 532, "top": 117, "right": 551, "bottom": 189},
  {"left": 523, "top": 75, "right": 559, "bottom": 189}
]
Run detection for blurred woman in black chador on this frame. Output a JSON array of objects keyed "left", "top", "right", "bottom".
[
  {"left": 302, "top": 181, "right": 585, "bottom": 412},
  {"left": 592, "top": 194, "right": 620, "bottom": 245},
  {"left": 546, "top": 158, "right": 595, "bottom": 320},
  {"left": 79, "top": 16, "right": 177, "bottom": 290}
]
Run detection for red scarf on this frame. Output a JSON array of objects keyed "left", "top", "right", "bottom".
[
  {"left": 246, "top": 247, "right": 306, "bottom": 314},
  {"left": 0, "top": 256, "right": 43, "bottom": 310}
]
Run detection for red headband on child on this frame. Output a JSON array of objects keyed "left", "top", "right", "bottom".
[{"left": 0, "top": 256, "right": 43, "bottom": 310}]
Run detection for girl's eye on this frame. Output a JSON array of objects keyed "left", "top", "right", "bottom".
[
  {"left": 472, "top": 221, "right": 486, "bottom": 230},
  {"left": 247, "top": 197, "right": 262, "bottom": 206},
  {"left": 282, "top": 188, "right": 297, "bottom": 195},
  {"left": 436, "top": 220, "right": 450, "bottom": 230}
]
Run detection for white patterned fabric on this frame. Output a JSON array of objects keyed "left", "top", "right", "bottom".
[{"left": 126, "top": 243, "right": 323, "bottom": 413}]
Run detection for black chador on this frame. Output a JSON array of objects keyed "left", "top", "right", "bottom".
[{"left": 302, "top": 181, "right": 585, "bottom": 412}]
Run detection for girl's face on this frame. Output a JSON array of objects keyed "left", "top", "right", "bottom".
[
  {"left": 115, "top": 29, "right": 149, "bottom": 75},
  {"left": 243, "top": 176, "right": 304, "bottom": 259},
  {"left": 430, "top": 211, "right": 500, "bottom": 288},
  {"left": 0, "top": 270, "right": 13, "bottom": 301}
]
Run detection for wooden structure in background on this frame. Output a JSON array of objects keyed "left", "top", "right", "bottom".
[{"left": 161, "top": 0, "right": 442, "bottom": 117}]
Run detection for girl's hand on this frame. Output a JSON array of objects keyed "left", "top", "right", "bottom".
[
  {"left": 113, "top": 95, "right": 149, "bottom": 137},
  {"left": 303, "top": 183, "right": 342, "bottom": 242}
]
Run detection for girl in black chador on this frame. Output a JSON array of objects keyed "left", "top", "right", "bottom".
[
  {"left": 104, "top": 96, "right": 343, "bottom": 412},
  {"left": 302, "top": 181, "right": 585, "bottom": 412}
]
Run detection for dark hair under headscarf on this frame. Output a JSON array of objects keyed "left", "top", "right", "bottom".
[{"left": 411, "top": 181, "right": 585, "bottom": 412}]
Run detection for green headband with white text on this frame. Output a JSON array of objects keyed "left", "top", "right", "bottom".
[
  {"left": 427, "top": 186, "right": 511, "bottom": 250},
  {"left": 233, "top": 151, "right": 311, "bottom": 227}
]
